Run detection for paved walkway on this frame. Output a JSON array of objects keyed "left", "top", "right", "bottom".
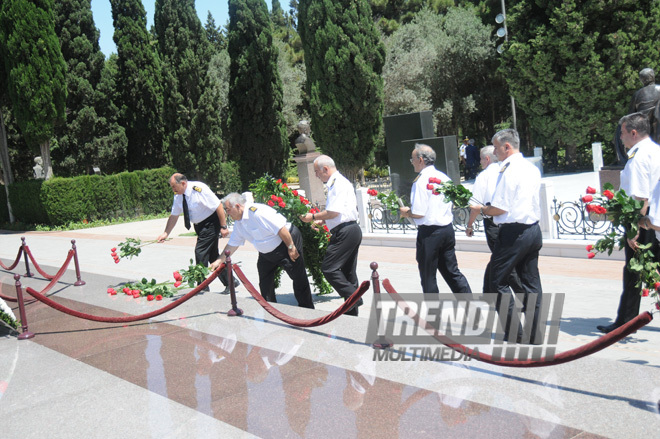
[{"left": 2, "top": 170, "right": 660, "bottom": 439}]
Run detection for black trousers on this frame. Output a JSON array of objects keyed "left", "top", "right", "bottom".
[
  {"left": 194, "top": 212, "right": 234, "bottom": 287},
  {"left": 483, "top": 217, "right": 525, "bottom": 295},
  {"left": 489, "top": 222, "right": 543, "bottom": 343},
  {"left": 614, "top": 225, "right": 657, "bottom": 325},
  {"left": 257, "top": 225, "right": 314, "bottom": 309},
  {"left": 416, "top": 224, "right": 472, "bottom": 295},
  {"left": 322, "top": 222, "right": 362, "bottom": 315}
]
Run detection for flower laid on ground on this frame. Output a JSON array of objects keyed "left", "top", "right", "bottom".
[
  {"left": 250, "top": 175, "right": 333, "bottom": 295},
  {"left": 108, "top": 259, "right": 211, "bottom": 301},
  {"left": 426, "top": 177, "right": 474, "bottom": 208},
  {"left": 110, "top": 238, "right": 165, "bottom": 263},
  {"left": 0, "top": 297, "right": 18, "bottom": 330},
  {"left": 584, "top": 183, "right": 660, "bottom": 308}
]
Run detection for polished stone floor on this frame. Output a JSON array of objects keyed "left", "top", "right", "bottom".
[{"left": 2, "top": 218, "right": 660, "bottom": 438}]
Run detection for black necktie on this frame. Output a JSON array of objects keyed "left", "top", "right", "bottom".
[{"left": 182, "top": 195, "right": 191, "bottom": 230}]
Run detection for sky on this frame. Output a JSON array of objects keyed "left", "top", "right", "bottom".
[{"left": 90, "top": 1, "right": 274, "bottom": 58}]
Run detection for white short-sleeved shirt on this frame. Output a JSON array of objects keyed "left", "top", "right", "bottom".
[
  {"left": 490, "top": 153, "right": 541, "bottom": 225},
  {"left": 647, "top": 179, "right": 660, "bottom": 241},
  {"left": 619, "top": 137, "right": 660, "bottom": 200},
  {"left": 470, "top": 162, "right": 500, "bottom": 206},
  {"left": 170, "top": 181, "right": 220, "bottom": 224},
  {"left": 227, "top": 202, "right": 288, "bottom": 253},
  {"left": 410, "top": 165, "right": 453, "bottom": 226},
  {"left": 324, "top": 171, "right": 358, "bottom": 231}
]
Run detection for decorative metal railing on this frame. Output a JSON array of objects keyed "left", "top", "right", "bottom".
[
  {"left": 367, "top": 203, "right": 485, "bottom": 235},
  {"left": 552, "top": 198, "right": 622, "bottom": 240}
]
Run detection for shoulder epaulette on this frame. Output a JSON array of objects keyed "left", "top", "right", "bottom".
[
  {"left": 499, "top": 162, "right": 510, "bottom": 173},
  {"left": 413, "top": 174, "right": 420, "bottom": 182},
  {"left": 249, "top": 206, "right": 258, "bottom": 212},
  {"left": 192, "top": 185, "right": 202, "bottom": 192}
]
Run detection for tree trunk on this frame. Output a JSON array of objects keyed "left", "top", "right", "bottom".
[
  {"left": 40, "top": 140, "right": 54, "bottom": 180},
  {"left": 565, "top": 143, "right": 577, "bottom": 169},
  {"left": 0, "top": 110, "right": 15, "bottom": 223}
]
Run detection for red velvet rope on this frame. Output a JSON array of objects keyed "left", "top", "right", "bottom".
[
  {"left": 232, "top": 264, "right": 370, "bottom": 327},
  {"left": 0, "top": 245, "right": 23, "bottom": 271},
  {"left": 382, "top": 279, "right": 653, "bottom": 368},
  {"left": 0, "top": 251, "right": 76, "bottom": 303},
  {"left": 23, "top": 245, "right": 56, "bottom": 280},
  {"left": 22, "top": 264, "right": 225, "bottom": 323}
]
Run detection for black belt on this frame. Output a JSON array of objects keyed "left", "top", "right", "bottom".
[
  {"left": 499, "top": 221, "right": 539, "bottom": 228},
  {"left": 330, "top": 221, "right": 357, "bottom": 233},
  {"left": 418, "top": 223, "right": 451, "bottom": 230}
]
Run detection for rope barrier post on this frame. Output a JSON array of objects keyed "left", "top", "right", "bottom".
[
  {"left": 71, "top": 240, "right": 86, "bottom": 286},
  {"left": 21, "top": 237, "right": 33, "bottom": 278},
  {"left": 370, "top": 262, "right": 392, "bottom": 349},
  {"left": 14, "top": 274, "right": 35, "bottom": 340},
  {"left": 225, "top": 250, "right": 243, "bottom": 317}
]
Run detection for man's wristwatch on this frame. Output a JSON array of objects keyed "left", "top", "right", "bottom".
[
  {"left": 220, "top": 225, "right": 228, "bottom": 230},
  {"left": 312, "top": 213, "right": 315, "bottom": 220},
  {"left": 288, "top": 243, "right": 294, "bottom": 250}
]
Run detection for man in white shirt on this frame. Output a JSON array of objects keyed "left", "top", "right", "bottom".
[
  {"left": 157, "top": 173, "right": 235, "bottom": 292},
  {"left": 210, "top": 193, "right": 314, "bottom": 309},
  {"left": 480, "top": 129, "right": 542, "bottom": 344},
  {"left": 466, "top": 146, "right": 525, "bottom": 296},
  {"left": 598, "top": 112, "right": 660, "bottom": 333},
  {"left": 400, "top": 143, "right": 472, "bottom": 295},
  {"left": 300, "top": 155, "right": 363, "bottom": 315}
]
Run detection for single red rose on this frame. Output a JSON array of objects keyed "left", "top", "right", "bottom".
[
  {"left": 111, "top": 252, "right": 117, "bottom": 258},
  {"left": 156, "top": 295, "right": 163, "bottom": 301},
  {"left": 432, "top": 191, "right": 440, "bottom": 195},
  {"left": 587, "top": 252, "right": 596, "bottom": 259},
  {"left": 107, "top": 288, "right": 115, "bottom": 294},
  {"left": 270, "top": 194, "right": 277, "bottom": 200},
  {"left": 301, "top": 197, "right": 309, "bottom": 205},
  {"left": 310, "top": 208, "right": 318, "bottom": 214},
  {"left": 267, "top": 200, "right": 275, "bottom": 207},
  {"left": 111, "top": 247, "right": 117, "bottom": 252},
  {"left": 110, "top": 291, "right": 117, "bottom": 296},
  {"left": 656, "top": 302, "right": 660, "bottom": 310},
  {"left": 426, "top": 184, "right": 434, "bottom": 190},
  {"left": 581, "top": 195, "right": 593, "bottom": 203},
  {"left": 174, "top": 280, "right": 182, "bottom": 287},
  {"left": 123, "top": 287, "right": 130, "bottom": 293},
  {"left": 596, "top": 206, "right": 607, "bottom": 214},
  {"left": 586, "top": 186, "right": 597, "bottom": 194},
  {"left": 114, "top": 259, "right": 120, "bottom": 264},
  {"left": 147, "top": 295, "right": 154, "bottom": 301},
  {"left": 323, "top": 225, "right": 329, "bottom": 232},
  {"left": 132, "top": 289, "right": 140, "bottom": 295},
  {"left": 655, "top": 282, "right": 660, "bottom": 290},
  {"left": 292, "top": 190, "right": 298, "bottom": 196},
  {"left": 277, "top": 196, "right": 283, "bottom": 202},
  {"left": 173, "top": 271, "right": 182, "bottom": 281},
  {"left": 278, "top": 201, "right": 286, "bottom": 208},
  {"left": 603, "top": 190, "right": 614, "bottom": 200},
  {"left": 282, "top": 183, "right": 288, "bottom": 189},
  {"left": 276, "top": 179, "right": 282, "bottom": 184},
  {"left": 586, "top": 244, "right": 594, "bottom": 251},
  {"left": 642, "top": 288, "right": 649, "bottom": 297},
  {"left": 132, "top": 292, "right": 140, "bottom": 298}
]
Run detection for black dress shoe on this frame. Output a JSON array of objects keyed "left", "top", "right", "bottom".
[{"left": 597, "top": 323, "right": 620, "bottom": 334}]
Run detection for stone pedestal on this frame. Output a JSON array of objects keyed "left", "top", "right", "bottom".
[
  {"left": 294, "top": 152, "right": 326, "bottom": 208},
  {"left": 599, "top": 165, "right": 622, "bottom": 192},
  {"left": 592, "top": 142, "right": 603, "bottom": 172}
]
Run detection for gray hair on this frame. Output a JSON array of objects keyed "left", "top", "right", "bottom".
[
  {"left": 172, "top": 173, "right": 188, "bottom": 183},
  {"left": 480, "top": 145, "right": 497, "bottom": 162},
  {"left": 492, "top": 129, "right": 520, "bottom": 150},
  {"left": 620, "top": 112, "right": 650, "bottom": 136},
  {"left": 221, "top": 192, "right": 246, "bottom": 207},
  {"left": 313, "top": 154, "right": 336, "bottom": 169},
  {"left": 414, "top": 143, "right": 435, "bottom": 165}
]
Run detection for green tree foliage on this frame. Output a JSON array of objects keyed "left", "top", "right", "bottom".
[
  {"left": 275, "top": 40, "right": 308, "bottom": 131},
  {"left": 52, "top": 0, "right": 124, "bottom": 176},
  {"left": 298, "top": 0, "right": 385, "bottom": 179},
  {"left": 369, "top": 0, "right": 454, "bottom": 35},
  {"left": 503, "top": 0, "right": 660, "bottom": 167},
  {"left": 154, "top": 0, "right": 223, "bottom": 184},
  {"left": 383, "top": 7, "right": 508, "bottom": 143},
  {"left": 227, "top": 0, "right": 289, "bottom": 188},
  {"left": 0, "top": 0, "right": 67, "bottom": 180},
  {"left": 204, "top": 11, "right": 226, "bottom": 52},
  {"left": 111, "top": 0, "right": 165, "bottom": 172}
]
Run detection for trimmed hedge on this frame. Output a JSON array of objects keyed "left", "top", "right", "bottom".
[{"left": 7, "top": 166, "right": 175, "bottom": 225}]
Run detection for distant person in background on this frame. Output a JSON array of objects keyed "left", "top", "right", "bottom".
[
  {"left": 465, "top": 139, "right": 480, "bottom": 180},
  {"left": 459, "top": 137, "right": 468, "bottom": 175}
]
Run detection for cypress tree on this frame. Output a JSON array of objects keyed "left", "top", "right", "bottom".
[
  {"left": 0, "top": 0, "right": 67, "bottom": 180},
  {"left": 154, "top": 0, "right": 223, "bottom": 184},
  {"left": 298, "top": 0, "right": 385, "bottom": 179},
  {"left": 227, "top": 0, "right": 289, "bottom": 188},
  {"left": 111, "top": 0, "right": 164, "bottom": 171},
  {"left": 52, "top": 0, "right": 120, "bottom": 175}
]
